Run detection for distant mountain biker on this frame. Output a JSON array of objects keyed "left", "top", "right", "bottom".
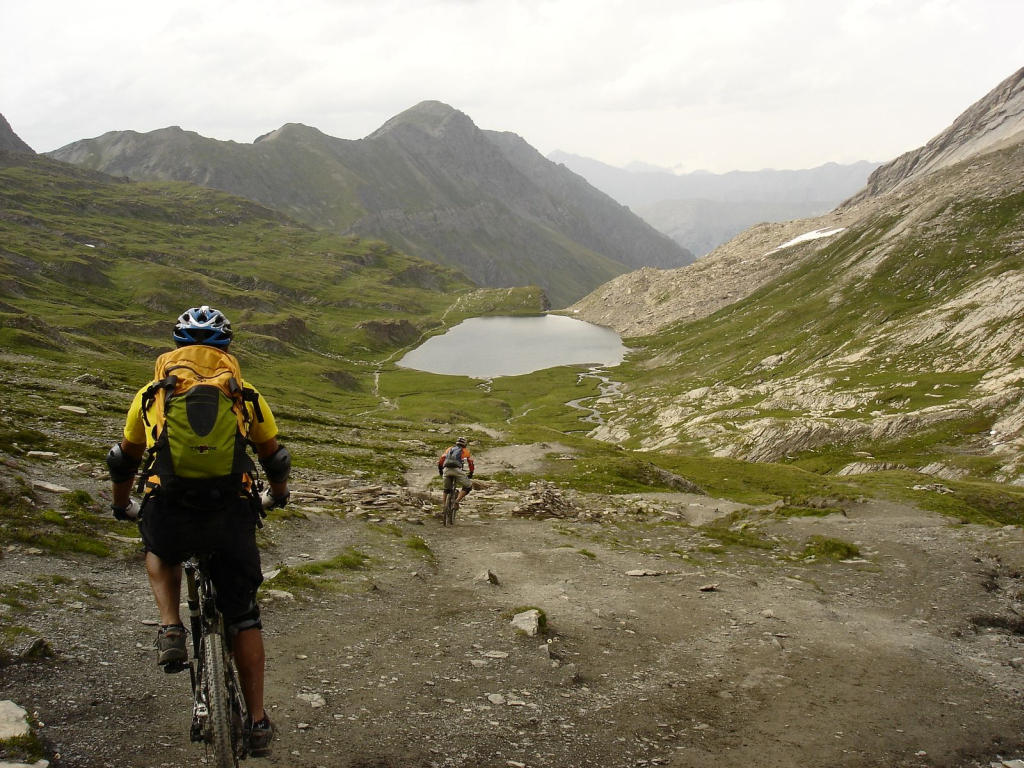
[
  {"left": 106, "top": 305, "right": 290, "bottom": 756},
  {"left": 438, "top": 436, "right": 474, "bottom": 509}
]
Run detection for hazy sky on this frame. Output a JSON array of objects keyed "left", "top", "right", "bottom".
[{"left": 3, "top": 0, "right": 1022, "bottom": 173}]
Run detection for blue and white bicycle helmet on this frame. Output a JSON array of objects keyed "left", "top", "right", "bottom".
[{"left": 173, "top": 305, "right": 233, "bottom": 347}]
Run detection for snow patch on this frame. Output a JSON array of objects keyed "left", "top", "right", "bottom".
[{"left": 768, "top": 227, "right": 845, "bottom": 254}]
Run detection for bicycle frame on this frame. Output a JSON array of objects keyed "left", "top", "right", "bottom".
[{"left": 183, "top": 556, "right": 249, "bottom": 766}]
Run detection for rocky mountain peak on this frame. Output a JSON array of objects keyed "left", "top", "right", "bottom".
[
  {"left": 0, "top": 113, "right": 35, "bottom": 154},
  {"left": 367, "top": 100, "right": 475, "bottom": 142},
  {"left": 846, "top": 66, "right": 1024, "bottom": 205},
  {"left": 253, "top": 122, "right": 328, "bottom": 144}
]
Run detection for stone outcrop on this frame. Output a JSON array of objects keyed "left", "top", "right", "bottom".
[
  {"left": 844, "top": 67, "right": 1024, "bottom": 205},
  {"left": 0, "top": 114, "right": 34, "bottom": 154},
  {"left": 511, "top": 482, "right": 579, "bottom": 519}
]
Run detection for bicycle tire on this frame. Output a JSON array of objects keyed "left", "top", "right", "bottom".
[
  {"left": 442, "top": 490, "right": 455, "bottom": 526},
  {"left": 202, "top": 631, "right": 240, "bottom": 768}
]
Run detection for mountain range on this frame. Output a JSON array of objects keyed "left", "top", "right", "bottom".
[
  {"left": 548, "top": 150, "right": 879, "bottom": 256},
  {"left": 44, "top": 102, "right": 691, "bottom": 307}
]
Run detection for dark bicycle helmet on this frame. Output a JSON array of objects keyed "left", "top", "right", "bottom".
[{"left": 173, "top": 305, "right": 233, "bottom": 347}]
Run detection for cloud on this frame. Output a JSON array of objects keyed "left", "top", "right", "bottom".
[{"left": 2, "top": 0, "right": 1022, "bottom": 170}]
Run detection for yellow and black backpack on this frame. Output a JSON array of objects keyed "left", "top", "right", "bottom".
[{"left": 137, "top": 345, "right": 261, "bottom": 505}]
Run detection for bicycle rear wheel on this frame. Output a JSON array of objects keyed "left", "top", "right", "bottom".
[
  {"left": 202, "top": 632, "right": 243, "bottom": 768},
  {"left": 443, "top": 489, "right": 456, "bottom": 526}
]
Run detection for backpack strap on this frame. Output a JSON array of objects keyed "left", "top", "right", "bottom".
[
  {"left": 140, "top": 376, "right": 177, "bottom": 428},
  {"left": 226, "top": 377, "right": 253, "bottom": 439},
  {"left": 242, "top": 386, "right": 264, "bottom": 423}
]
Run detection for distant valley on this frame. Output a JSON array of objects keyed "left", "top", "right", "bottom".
[{"left": 549, "top": 150, "right": 879, "bottom": 256}]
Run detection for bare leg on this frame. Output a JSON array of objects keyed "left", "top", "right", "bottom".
[
  {"left": 233, "top": 628, "right": 266, "bottom": 721},
  {"left": 145, "top": 552, "right": 183, "bottom": 625}
]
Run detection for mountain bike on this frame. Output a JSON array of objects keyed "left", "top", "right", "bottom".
[
  {"left": 171, "top": 555, "right": 249, "bottom": 767},
  {"left": 441, "top": 476, "right": 458, "bottom": 526}
]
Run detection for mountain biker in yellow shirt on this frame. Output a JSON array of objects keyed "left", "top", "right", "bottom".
[{"left": 106, "top": 306, "right": 288, "bottom": 756}]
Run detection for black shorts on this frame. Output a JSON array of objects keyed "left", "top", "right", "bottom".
[{"left": 139, "top": 493, "right": 263, "bottom": 622}]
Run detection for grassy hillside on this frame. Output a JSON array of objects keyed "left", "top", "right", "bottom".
[
  {"left": 0, "top": 154, "right": 548, "bottom": 472},
  {"left": 0, "top": 153, "right": 687, "bottom": 498},
  {"left": 0, "top": 153, "right": 474, "bottom": 389},
  {"left": 592, "top": 144, "right": 1024, "bottom": 483}
]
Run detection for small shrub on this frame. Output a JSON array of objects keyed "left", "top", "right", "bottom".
[
  {"left": 803, "top": 535, "right": 860, "bottom": 560},
  {"left": 14, "top": 531, "right": 111, "bottom": 557},
  {"left": 699, "top": 523, "right": 774, "bottom": 550},
  {"left": 265, "top": 506, "right": 308, "bottom": 522},
  {"left": 578, "top": 549, "right": 597, "bottom": 559},
  {"left": 773, "top": 505, "right": 832, "bottom": 518},
  {"left": 261, "top": 547, "right": 371, "bottom": 595},
  {"left": 62, "top": 490, "right": 95, "bottom": 513},
  {"left": 0, "top": 583, "right": 41, "bottom": 612},
  {"left": 301, "top": 548, "right": 369, "bottom": 574},
  {"left": 264, "top": 566, "right": 319, "bottom": 593},
  {"left": 368, "top": 522, "right": 404, "bottom": 537},
  {"left": 0, "top": 732, "right": 46, "bottom": 764},
  {"left": 41, "top": 509, "right": 66, "bottom": 526},
  {"left": 0, "top": 426, "right": 48, "bottom": 453},
  {"left": 405, "top": 535, "right": 434, "bottom": 560}
]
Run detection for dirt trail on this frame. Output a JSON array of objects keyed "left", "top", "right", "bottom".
[{"left": 4, "top": 470, "right": 1024, "bottom": 767}]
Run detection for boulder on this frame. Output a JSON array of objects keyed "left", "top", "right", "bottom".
[
  {"left": 511, "top": 609, "right": 543, "bottom": 636},
  {"left": 0, "top": 700, "right": 30, "bottom": 740}
]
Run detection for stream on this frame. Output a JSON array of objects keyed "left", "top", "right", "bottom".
[{"left": 566, "top": 366, "right": 623, "bottom": 426}]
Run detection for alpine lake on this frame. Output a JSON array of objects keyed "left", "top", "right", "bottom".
[{"left": 397, "top": 314, "right": 626, "bottom": 378}]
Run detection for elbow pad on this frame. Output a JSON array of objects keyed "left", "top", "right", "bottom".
[
  {"left": 106, "top": 443, "right": 141, "bottom": 483},
  {"left": 259, "top": 444, "right": 292, "bottom": 484}
]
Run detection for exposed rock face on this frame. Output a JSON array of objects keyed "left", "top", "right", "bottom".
[
  {"left": 0, "top": 114, "right": 34, "bottom": 154},
  {"left": 357, "top": 318, "right": 421, "bottom": 347},
  {"left": 567, "top": 214, "right": 852, "bottom": 337},
  {"left": 46, "top": 102, "right": 691, "bottom": 307},
  {"left": 845, "top": 67, "right": 1024, "bottom": 205},
  {"left": 571, "top": 68, "right": 1024, "bottom": 483}
]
